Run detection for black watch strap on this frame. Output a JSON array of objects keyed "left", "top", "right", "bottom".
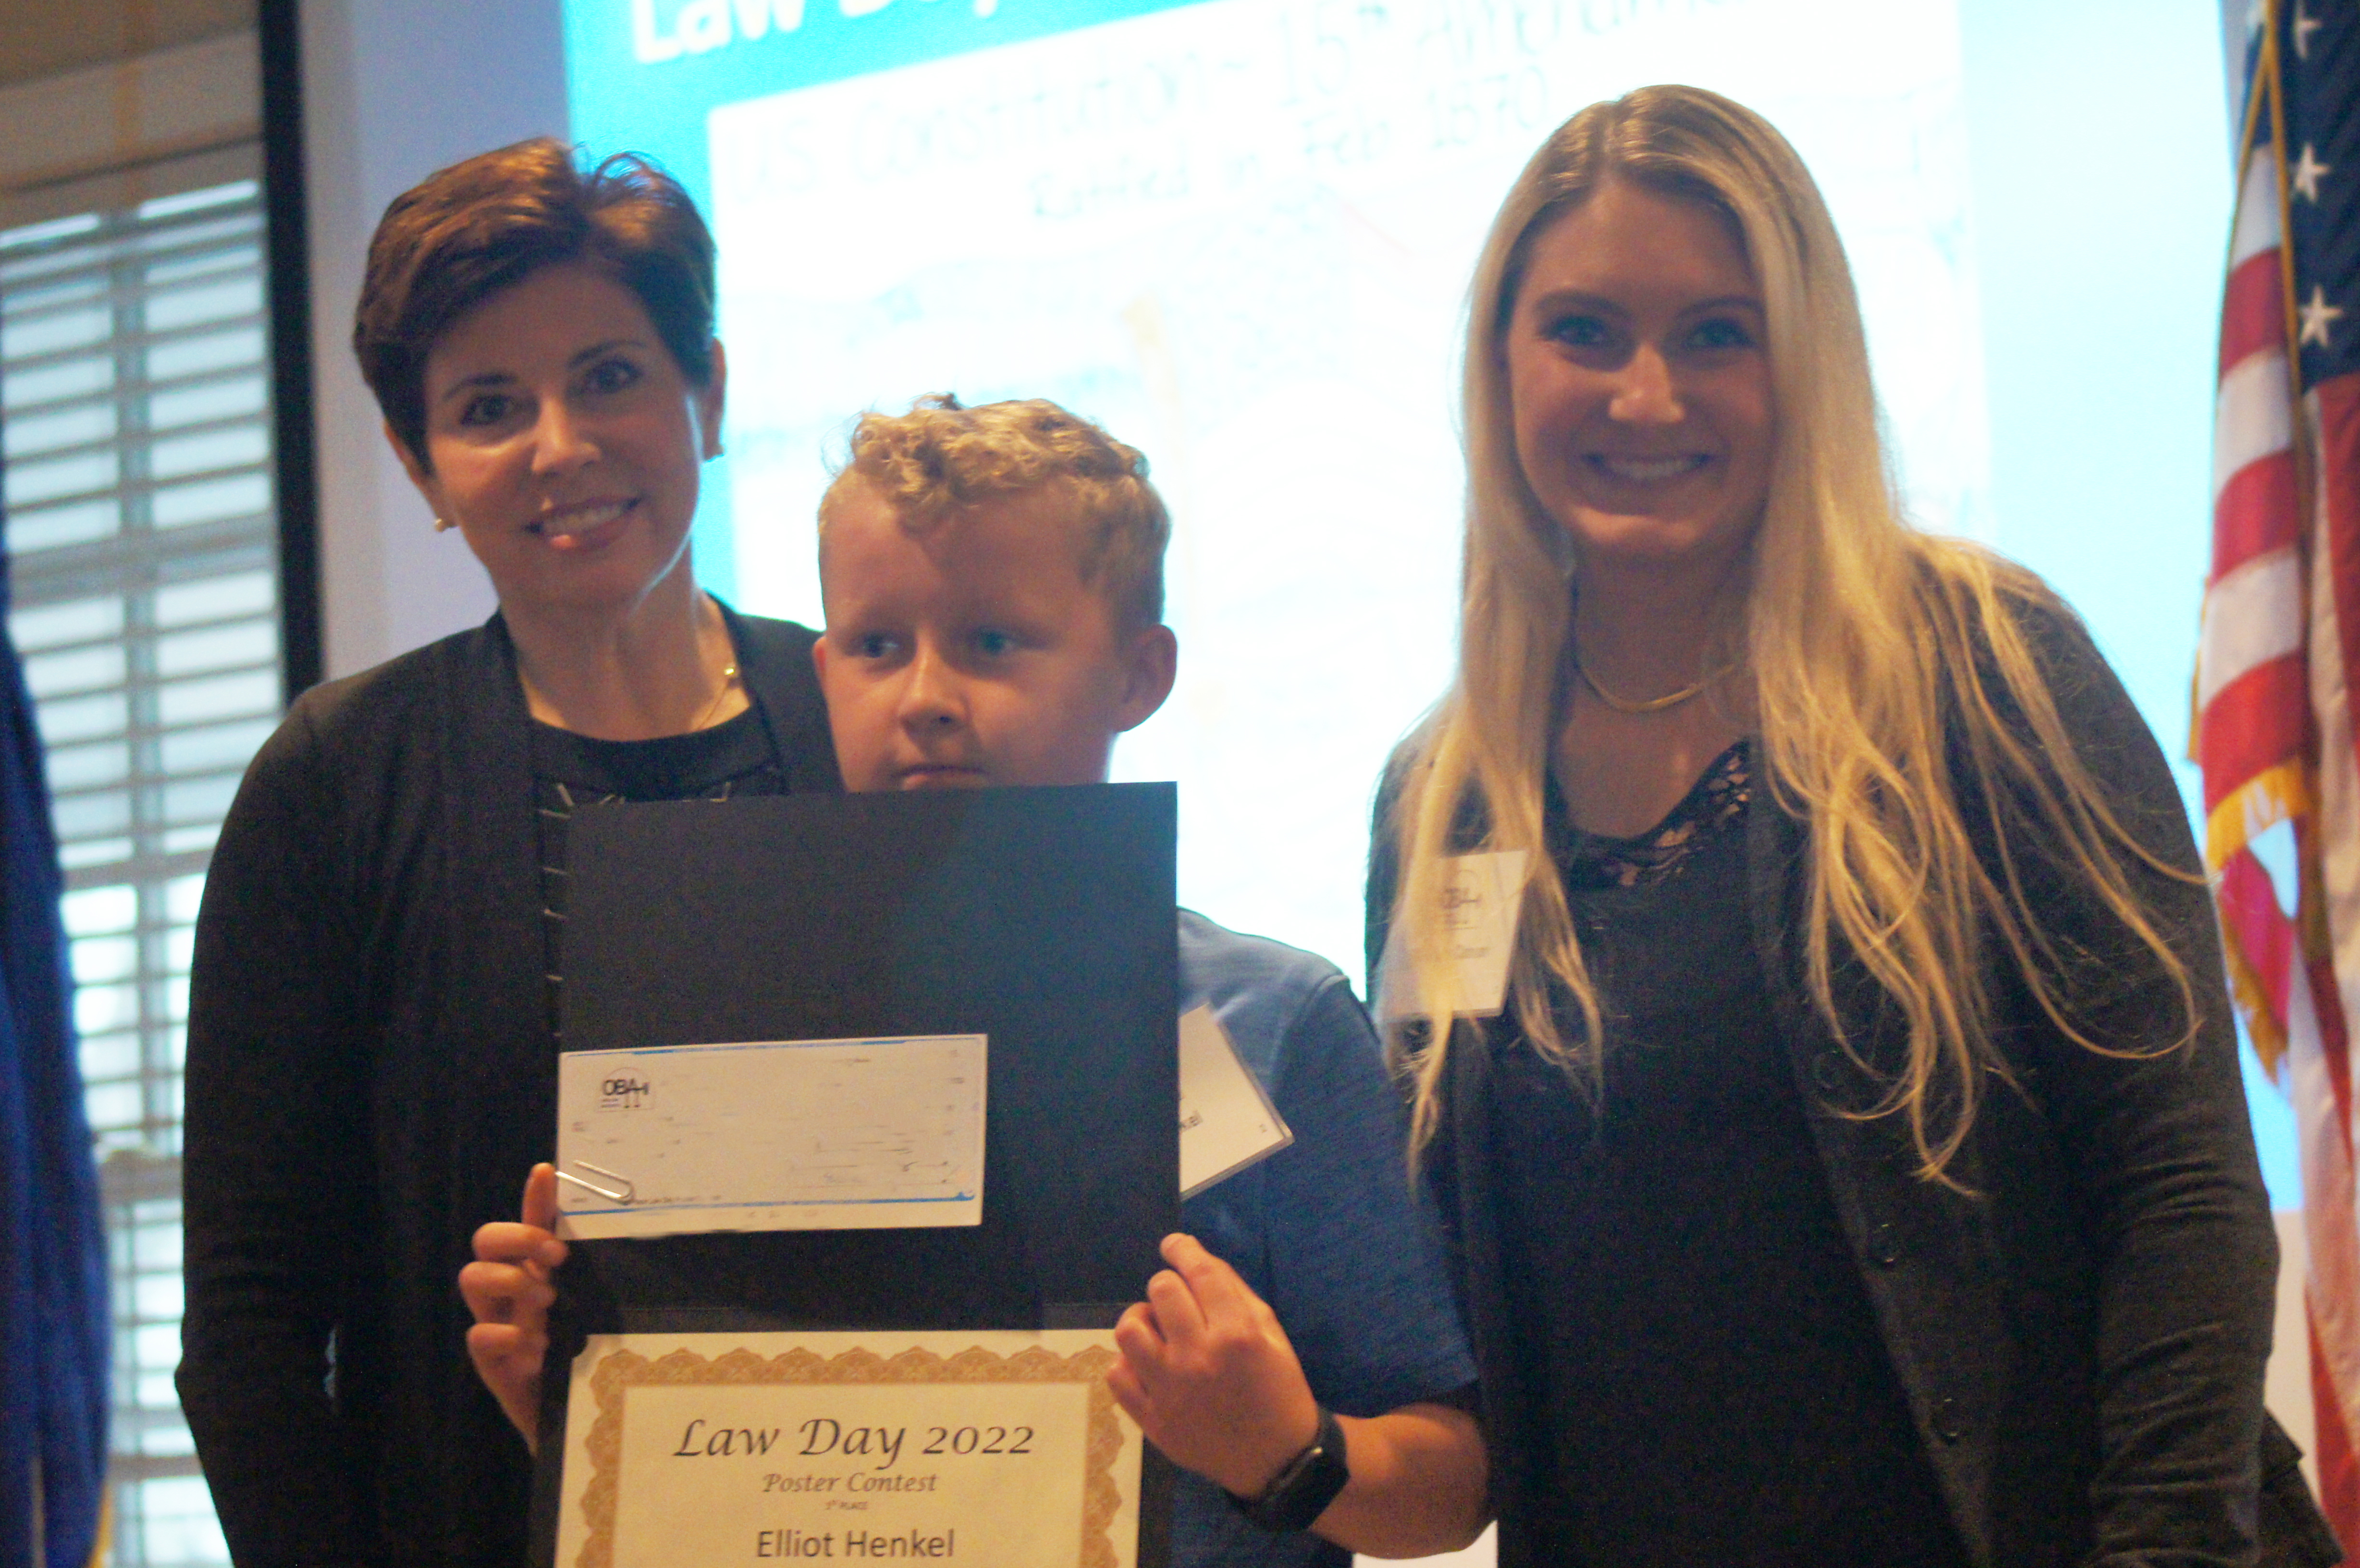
[{"left": 1227, "top": 1406, "right": 1350, "bottom": 1533}]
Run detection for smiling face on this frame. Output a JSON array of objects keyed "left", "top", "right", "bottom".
[
  {"left": 814, "top": 478, "right": 1176, "bottom": 792},
  {"left": 1503, "top": 177, "right": 1774, "bottom": 580},
  {"left": 396, "top": 262, "right": 724, "bottom": 620}
]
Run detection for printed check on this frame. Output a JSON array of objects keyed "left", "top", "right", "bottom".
[{"left": 554, "top": 1035, "right": 987, "bottom": 1240}]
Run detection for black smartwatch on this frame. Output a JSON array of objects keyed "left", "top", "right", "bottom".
[{"left": 1227, "top": 1406, "right": 1350, "bottom": 1533}]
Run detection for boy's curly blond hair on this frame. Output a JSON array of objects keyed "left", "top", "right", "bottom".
[{"left": 821, "top": 394, "right": 1170, "bottom": 630}]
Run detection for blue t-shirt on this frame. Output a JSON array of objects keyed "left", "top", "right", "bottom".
[{"left": 1172, "top": 910, "right": 1476, "bottom": 1568}]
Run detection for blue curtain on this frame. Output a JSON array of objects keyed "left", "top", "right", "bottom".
[{"left": 0, "top": 411, "right": 110, "bottom": 1562}]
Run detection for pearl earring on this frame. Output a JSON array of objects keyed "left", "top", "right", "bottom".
[{"left": 433, "top": 516, "right": 455, "bottom": 533}]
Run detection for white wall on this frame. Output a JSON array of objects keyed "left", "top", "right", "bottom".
[{"left": 298, "top": 0, "right": 568, "bottom": 679}]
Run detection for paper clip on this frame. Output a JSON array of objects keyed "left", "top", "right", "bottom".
[{"left": 554, "top": 1162, "right": 635, "bottom": 1205}]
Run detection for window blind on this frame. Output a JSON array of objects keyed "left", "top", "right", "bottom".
[{"left": 2, "top": 172, "right": 279, "bottom": 1568}]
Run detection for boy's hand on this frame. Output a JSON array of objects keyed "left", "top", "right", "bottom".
[
  {"left": 1108, "top": 1233, "right": 1323, "bottom": 1500},
  {"left": 460, "top": 1163, "right": 568, "bottom": 1452}
]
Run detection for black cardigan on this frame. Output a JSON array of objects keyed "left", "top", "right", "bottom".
[
  {"left": 177, "top": 609, "right": 839, "bottom": 1568},
  {"left": 1366, "top": 600, "right": 2290, "bottom": 1568}
]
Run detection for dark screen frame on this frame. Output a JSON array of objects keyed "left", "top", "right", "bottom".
[{"left": 258, "top": 0, "right": 325, "bottom": 699}]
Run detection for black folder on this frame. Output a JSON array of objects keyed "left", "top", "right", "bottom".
[{"left": 528, "top": 783, "right": 1179, "bottom": 1566}]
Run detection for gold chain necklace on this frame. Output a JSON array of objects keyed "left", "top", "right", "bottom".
[
  {"left": 690, "top": 658, "right": 741, "bottom": 729},
  {"left": 690, "top": 602, "right": 741, "bottom": 731},
  {"left": 1575, "top": 656, "right": 1737, "bottom": 716}
]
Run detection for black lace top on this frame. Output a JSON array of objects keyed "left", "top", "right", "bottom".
[
  {"left": 1498, "top": 737, "right": 1970, "bottom": 1565},
  {"left": 1553, "top": 737, "right": 1753, "bottom": 889}
]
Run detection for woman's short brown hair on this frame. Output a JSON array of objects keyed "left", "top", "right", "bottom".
[{"left": 354, "top": 137, "right": 716, "bottom": 466}]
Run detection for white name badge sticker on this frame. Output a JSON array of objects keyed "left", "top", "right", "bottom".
[
  {"left": 1378, "top": 850, "right": 1529, "bottom": 1021},
  {"left": 552, "top": 1330, "right": 1142, "bottom": 1568},
  {"left": 553, "top": 1035, "right": 986, "bottom": 1240},
  {"left": 1178, "top": 1004, "right": 1292, "bottom": 1199}
]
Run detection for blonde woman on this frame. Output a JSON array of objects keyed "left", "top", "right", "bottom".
[{"left": 1352, "top": 87, "right": 2321, "bottom": 1565}]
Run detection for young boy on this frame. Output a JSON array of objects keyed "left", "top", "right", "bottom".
[{"left": 464, "top": 396, "right": 1486, "bottom": 1563}]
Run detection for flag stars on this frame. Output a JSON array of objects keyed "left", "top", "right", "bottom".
[
  {"left": 2300, "top": 285, "right": 2345, "bottom": 348},
  {"left": 2295, "top": 0, "right": 2323, "bottom": 58},
  {"left": 2294, "top": 143, "right": 2333, "bottom": 201}
]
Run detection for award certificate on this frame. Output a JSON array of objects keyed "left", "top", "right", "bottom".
[{"left": 552, "top": 1330, "right": 1142, "bottom": 1568}]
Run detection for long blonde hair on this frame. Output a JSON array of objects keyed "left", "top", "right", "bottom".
[{"left": 1387, "top": 85, "right": 2196, "bottom": 1180}]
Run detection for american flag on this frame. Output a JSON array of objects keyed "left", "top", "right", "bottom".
[{"left": 2200, "top": 0, "right": 2360, "bottom": 1545}]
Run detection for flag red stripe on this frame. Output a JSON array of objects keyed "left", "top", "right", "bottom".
[
  {"left": 2221, "top": 248, "right": 2290, "bottom": 379},
  {"left": 2201, "top": 657, "right": 2314, "bottom": 808},
  {"left": 2312, "top": 1306, "right": 2360, "bottom": 1553},
  {"left": 2219, "top": 850, "right": 2295, "bottom": 1024},
  {"left": 2316, "top": 943, "right": 2355, "bottom": 1136},
  {"left": 2215, "top": 450, "right": 2303, "bottom": 580}
]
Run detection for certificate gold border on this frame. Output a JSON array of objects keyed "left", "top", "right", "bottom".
[{"left": 572, "top": 1341, "right": 1128, "bottom": 1568}]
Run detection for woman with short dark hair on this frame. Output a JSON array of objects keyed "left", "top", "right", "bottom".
[
  {"left": 355, "top": 138, "right": 722, "bottom": 463},
  {"left": 176, "top": 138, "right": 839, "bottom": 1566}
]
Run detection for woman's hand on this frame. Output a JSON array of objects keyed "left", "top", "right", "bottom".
[
  {"left": 459, "top": 1163, "right": 568, "bottom": 1451},
  {"left": 1109, "top": 1232, "right": 1323, "bottom": 1498},
  {"left": 1111, "top": 1232, "right": 1491, "bottom": 1556}
]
